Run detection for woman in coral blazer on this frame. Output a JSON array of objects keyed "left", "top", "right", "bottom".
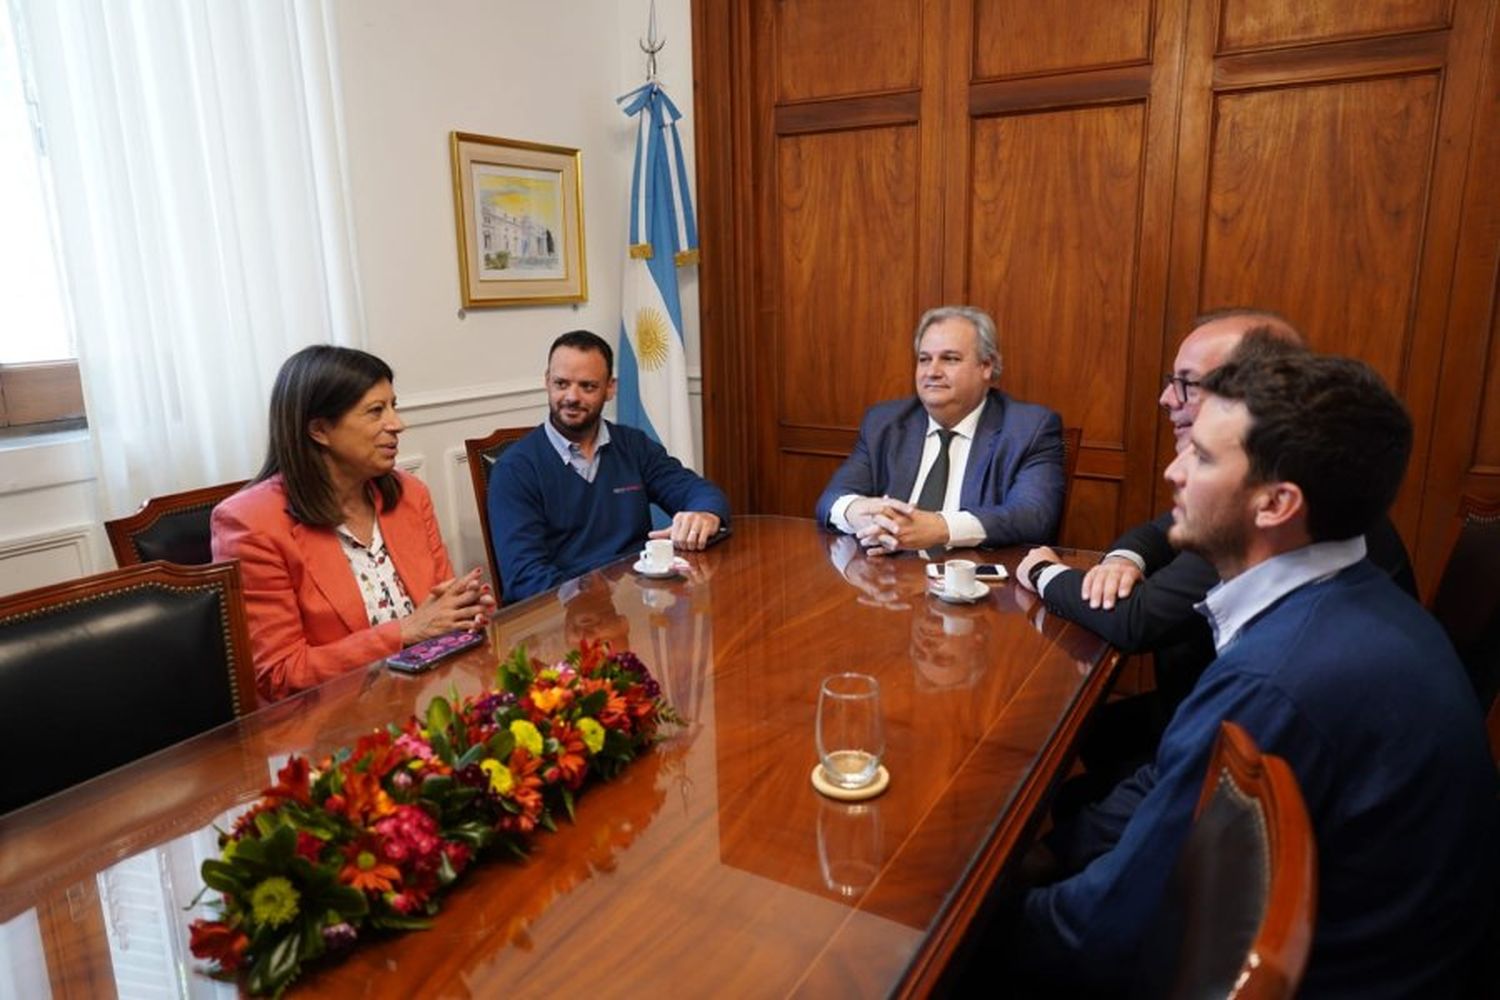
[{"left": 212, "top": 346, "right": 493, "bottom": 702}]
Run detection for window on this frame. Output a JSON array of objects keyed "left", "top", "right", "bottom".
[{"left": 0, "top": 1, "right": 82, "bottom": 431}]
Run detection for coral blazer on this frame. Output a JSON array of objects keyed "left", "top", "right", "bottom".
[{"left": 210, "top": 472, "right": 455, "bottom": 703}]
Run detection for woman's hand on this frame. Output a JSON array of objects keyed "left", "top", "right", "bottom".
[{"left": 400, "top": 568, "right": 496, "bottom": 645}]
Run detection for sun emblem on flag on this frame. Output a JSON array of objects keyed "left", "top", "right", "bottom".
[{"left": 634, "top": 307, "right": 671, "bottom": 371}]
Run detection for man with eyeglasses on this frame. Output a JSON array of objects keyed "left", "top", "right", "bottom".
[{"left": 1015, "top": 310, "right": 1417, "bottom": 780}]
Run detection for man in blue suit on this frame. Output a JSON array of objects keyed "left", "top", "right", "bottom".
[
  {"left": 1007, "top": 350, "right": 1497, "bottom": 996},
  {"left": 814, "top": 305, "right": 1064, "bottom": 552}
]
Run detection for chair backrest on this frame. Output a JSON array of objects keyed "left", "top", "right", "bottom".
[
  {"left": 1057, "top": 426, "right": 1083, "bottom": 543},
  {"left": 1429, "top": 494, "right": 1500, "bottom": 713},
  {"left": 0, "top": 560, "right": 256, "bottom": 815},
  {"left": 464, "top": 427, "right": 532, "bottom": 598},
  {"left": 1163, "top": 721, "right": 1316, "bottom": 1000},
  {"left": 105, "top": 480, "right": 250, "bottom": 567}
]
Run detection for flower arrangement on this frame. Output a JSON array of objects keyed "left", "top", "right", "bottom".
[{"left": 189, "top": 640, "right": 674, "bottom": 996}]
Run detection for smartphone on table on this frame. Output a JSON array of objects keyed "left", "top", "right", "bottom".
[
  {"left": 924, "top": 562, "right": 1009, "bottom": 582},
  {"left": 387, "top": 629, "right": 486, "bottom": 673}
]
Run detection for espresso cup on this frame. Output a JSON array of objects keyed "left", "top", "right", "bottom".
[
  {"left": 641, "top": 538, "right": 675, "bottom": 572},
  {"left": 944, "top": 559, "right": 977, "bottom": 597}
]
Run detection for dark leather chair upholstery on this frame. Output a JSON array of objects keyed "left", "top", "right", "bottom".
[
  {"left": 0, "top": 561, "right": 256, "bottom": 815},
  {"left": 1430, "top": 494, "right": 1500, "bottom": 715},
  {"left": 464, "top": 426, "right": 531, "bottom": 600},
  {"left": 105, "top": 480, "right": 249, "bottom": 567},
  {"left": 1149, "top": 721, "right": 1316, "bottom": 1000}
]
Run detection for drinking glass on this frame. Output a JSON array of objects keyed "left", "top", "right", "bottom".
[{"left": 816, "top": 672, "right": 885, "bottom": 789}]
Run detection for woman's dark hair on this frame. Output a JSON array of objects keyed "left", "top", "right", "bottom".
[{"left": 256, "top": 345, "right": 402, "bottom": 526}]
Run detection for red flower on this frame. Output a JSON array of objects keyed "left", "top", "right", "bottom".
[
  {"left": 324, "top": 770, "right": 395, "bottom": 826},
  {"left": 189, "top": 919, "right": 249, "bottom": 971},
  {"left": 497, "top": 750, "right": 545, "bottom": 834},
  {"left": 351, "top": 730, "right": 405, "bottom": 780},
  {"left": 549, "top": 722, "right": 588, "bottom": 789},
  {"left": 262, "top": 756, "right": 312, "bottom": 805},
  {"left": 340, "top": 837, "right": 402, "bottom": 894},
  {"left": 386, "top": 888, "right": 429, "bottom": 915},
  {"left": 374, "top": 805, "right": 445, "bottom": 891},
  {"left": 294, "top": 831, "right": 324, "bottom": 864},
  {"left": 576, "top": 638, "right": 607, "bottom": 675}
]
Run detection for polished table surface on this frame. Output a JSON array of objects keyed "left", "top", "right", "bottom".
[{"left": 0, "top": 517, "right": 1118, "bottom": 997}]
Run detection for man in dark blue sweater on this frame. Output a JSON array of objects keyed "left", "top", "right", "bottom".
[
  {"left": 489, "top": 330, "right": 730, "bottom": 603},
  {"left": 1008, "top": 351, "right": 1498, "bottom": 995}
]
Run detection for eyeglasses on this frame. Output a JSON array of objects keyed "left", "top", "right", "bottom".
[{"left": 1162, "top": 373, "right": 1202, "bottom": 406}]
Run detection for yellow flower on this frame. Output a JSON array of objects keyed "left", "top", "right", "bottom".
[
  {"left": 510, "top": 720, "right": 543, "bottom": 756},
  {"left": 530, "top": 687, "right": 565, "bottom": 714},
  {"left": 539, "top": 668, "right": 560, "bottom": 682},
  {"left": 479, "top": 758, "right": 514, "bottom": 795},
  {"left": 249, "top": 876, "right": 300, "bottom": 928},
  {"left": 578, "top": 717, "right": 605, "bottom": 754}
]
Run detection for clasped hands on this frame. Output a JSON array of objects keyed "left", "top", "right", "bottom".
[
  {"left": 402, "top": 567, "right": 496, "bottom": 645},
  {"left": 846, "top": 496, "right": 950, "bottom": 555}
]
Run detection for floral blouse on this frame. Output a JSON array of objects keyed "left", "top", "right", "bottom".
[{"left": 335, "top": 518, "right": 416, "bottom": 627}]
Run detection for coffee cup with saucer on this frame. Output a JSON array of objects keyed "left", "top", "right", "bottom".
[
  {"left": 928, "top": 559, "right": 989, "bottom": 604},
  {"left": 634, "top": 538, "right": 681, "bottom": 578}
]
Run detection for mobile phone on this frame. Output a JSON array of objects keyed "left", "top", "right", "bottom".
[
  {"left": 925, "top": 562, "right": 1009, "bottom": 581},
  {"left": 387, "top": 629, "right": 485, "bottom": 673}
]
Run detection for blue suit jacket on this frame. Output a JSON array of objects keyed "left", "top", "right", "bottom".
[{"left": 813, "top": 388, "right": 1065, "bottom": 546}]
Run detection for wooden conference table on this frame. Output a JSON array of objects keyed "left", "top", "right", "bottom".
[{"left": 0, "top": 517, "right": 1118, "bottom": 997}]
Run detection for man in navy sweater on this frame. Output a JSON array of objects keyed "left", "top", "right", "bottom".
[
  {"left": 1008, "top": 350, "right": 1497, "bottom": 995},
  {"left": 489, "top": 330, "right": 730, "bottom": 603}
]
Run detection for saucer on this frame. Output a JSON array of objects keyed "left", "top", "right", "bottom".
[
  {"left": 633, "top": 556, "right": 688, "bottom": 579},
  {"left": 927, "top": 579, "right": 990, "bottom": 604},
  {"left": 811, "top": 762, "right": 890, "bottom": 801}
]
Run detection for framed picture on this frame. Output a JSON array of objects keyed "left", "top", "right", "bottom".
[{"left": 449, "top": 132, "right": 587, "bottom": 307}]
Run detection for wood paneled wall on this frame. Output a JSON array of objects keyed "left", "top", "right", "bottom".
[{"left": 693, "top": 0, "right": 1500, "bottom": 592}]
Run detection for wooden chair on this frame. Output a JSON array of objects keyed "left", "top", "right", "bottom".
[
  {"left": 1058, "top": 425, "right": 1083, "bottom": 543},
  {"left": 464, "top": 427, "right": 532, "bottom": 598},
  {"left": 105, "top": 479, "right": 249, "bottom": 567},
  {"left": 0, "top": 561, "right": 256, "bottom": 815},
  {"left": 1428, "top": 494, "right": 1500, "bottom": 716},
  {"left": 1159, "top": 721, "right": 1316, "bottom": 1000}
]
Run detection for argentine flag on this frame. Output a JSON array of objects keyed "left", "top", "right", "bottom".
[{"left": 616, "top": 81, "right": 698, "bottom": 468}]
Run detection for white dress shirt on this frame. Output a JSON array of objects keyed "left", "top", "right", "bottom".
[{"left": 830, "top": 399, "right": 989, "bottom": 548}]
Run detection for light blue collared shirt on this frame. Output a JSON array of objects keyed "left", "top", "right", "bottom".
[
  {"left": 543, "top": 419, "right": 611, "bottom": 483},
  {"left": 1196, "top": 535, "right": 1368, "bottom": 653}
]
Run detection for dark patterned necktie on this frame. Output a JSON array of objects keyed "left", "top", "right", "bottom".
[{"left": 915, "top": 429, "right": 956, "bottom": 511}]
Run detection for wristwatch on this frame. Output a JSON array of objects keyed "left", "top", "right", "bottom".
[{"left": 1027, "top": 559, "right": 1058, "bottom": 593}]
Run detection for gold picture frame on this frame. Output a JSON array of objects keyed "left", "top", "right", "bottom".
[{"left": 449, "top": 132, "right": 587, "bottom": 307}]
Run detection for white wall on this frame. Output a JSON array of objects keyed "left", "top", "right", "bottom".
[
  {"left": 0, "top": 0, "right": 701, "bottom": 592},
  {"left": 333, "top": 0, "right": 702, "bottom": 578}
]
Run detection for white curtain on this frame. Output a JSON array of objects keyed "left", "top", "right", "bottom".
[{"left": 18, "top": 0, "right": 364, "bottom": 517}]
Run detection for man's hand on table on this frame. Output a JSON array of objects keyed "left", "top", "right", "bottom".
[
  {"left": 1079, "top": 554, "right": 1143, "bottom": 610},
  {"left": 650, "top": 511, "right": 721, "bottom": 550}
]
